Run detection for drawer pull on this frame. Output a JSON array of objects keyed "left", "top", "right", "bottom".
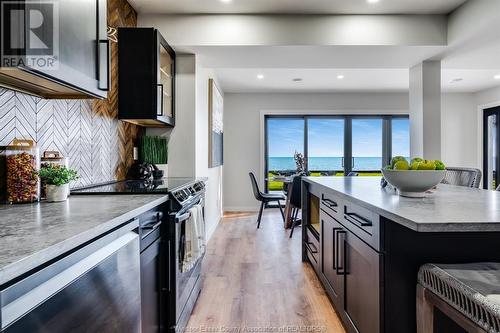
[
  {"left": 306, "top": 241, "right": 318, "bottom": 254},
  {"left": 345, "top": 211, "right": 372, "bottom": 227},
  {"left": 322, "top": 195, "right": 338, "bottom": 210}
]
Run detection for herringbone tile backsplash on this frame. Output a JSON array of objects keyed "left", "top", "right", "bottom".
[{"left": 0, "top": 88, "right": 138, "bottom": 187}]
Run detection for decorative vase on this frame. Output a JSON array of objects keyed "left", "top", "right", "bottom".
[
  {"left": 156, "top": 164, "right": 168, "bottom": 178},
  {"left": 46, "top": 184, "right": 69, "bottom": 202}
]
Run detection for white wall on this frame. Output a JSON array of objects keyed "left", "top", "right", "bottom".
[
  {"left": 223, "top": 92, "right": 481, "bottom": 211},
  {"left": 441, "top": 93, "right": 477, "bottom": 168},
  {"left": 195, "top": 64, "right": 223, "bottom": 241},
  {"left": 223, "top": 92, "right": 409, "bottom": 211}
]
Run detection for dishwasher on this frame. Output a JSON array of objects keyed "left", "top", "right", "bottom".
[{"left": 0, "top": 219, "right": 141, "bottom": 332}]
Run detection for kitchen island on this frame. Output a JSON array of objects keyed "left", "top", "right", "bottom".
[{"left": 301, "top": 177, "right": 500, "bottom": 333}]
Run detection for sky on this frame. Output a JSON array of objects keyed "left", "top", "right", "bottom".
[{"left": 267, "top": 118, "right": 409, "bottom": 157}]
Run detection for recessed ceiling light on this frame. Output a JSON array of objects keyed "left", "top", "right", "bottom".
[
  {"left": 367, "top": 0, "right": 380, "bottom": 3},
  {"left": 450, "top": 78, "right": 463, "bottom": 84},
  {"left": 257, "top": 74, "right": 264, "bottom": 80},
  {"left": 337, "top": 75, "right": 345, "bottom": 80},
  {"left": 495, "top": 74, "right": 500, "bottom": 80},
  {"left": 220, "top": 0, "right": 232, "bottom": 3},
  {"left": 292, "top": 78, "right": 303, "bottom": 82}
]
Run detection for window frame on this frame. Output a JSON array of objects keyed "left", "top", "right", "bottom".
[{"left": 264, "top": 114, "right": 409, "bottom": 193}]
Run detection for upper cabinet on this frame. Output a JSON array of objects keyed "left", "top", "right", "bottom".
[
  {"left": 118, "top": 28, "right": 176, "bottom": 127},
  {"left": 0, "top": 0, "right": 109, "bottom": 99}
]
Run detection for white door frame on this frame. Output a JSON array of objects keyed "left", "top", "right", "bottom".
[{"left": 477, "top": 100, "right": 500, "bottom": 188}]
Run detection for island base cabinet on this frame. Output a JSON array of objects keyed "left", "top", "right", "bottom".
[
  {"left": 321, "top": 210, "right": 344, "bottom": 304},
  {"left": 343, "top": 231, "right": 382, "bottom": 333}
]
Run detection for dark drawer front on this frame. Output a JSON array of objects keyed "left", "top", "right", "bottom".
[
  {"left": 343, "top": 201, "right": 381, "bottom": 251},
  {"left": 320, "top": 192, "right": 343, "bottom": 222},
  {"left": 305, "top": 228, "right": 320, "bottom": 269}
]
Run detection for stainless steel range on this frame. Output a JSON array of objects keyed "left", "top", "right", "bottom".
[{"left": 72, "top": 178, "right": 206, "bottom": 333}]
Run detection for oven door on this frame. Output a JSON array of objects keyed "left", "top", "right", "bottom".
[{"left": 166, "top": 197, "right": 205, "bottom": 327}]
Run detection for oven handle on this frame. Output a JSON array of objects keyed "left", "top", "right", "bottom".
[{"left": 176, "top": 212, "right": 191, "bottom": 223}]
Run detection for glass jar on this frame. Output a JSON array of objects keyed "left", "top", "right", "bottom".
[{"left": 1, "top": 139, "right": 40, "bottom": 204}]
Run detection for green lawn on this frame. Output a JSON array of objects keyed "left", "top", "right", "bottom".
[{"left": 267, "top": 171, "right": 382, "bottom": 191}]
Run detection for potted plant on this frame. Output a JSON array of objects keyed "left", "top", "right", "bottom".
[
  {"left": 39, "top": 165, "right": 78, "bottom": 202},
  {"left": 140, "top": 136, "right": 168, "bottom": 177}
]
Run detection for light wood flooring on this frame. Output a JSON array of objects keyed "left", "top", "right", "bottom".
[{"left": 187, "top": 209, "right": 346, "bottom": 332}]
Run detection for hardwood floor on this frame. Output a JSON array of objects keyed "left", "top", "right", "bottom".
[{"left": 187, "top": 209, "right": 346, "bottom": 332}]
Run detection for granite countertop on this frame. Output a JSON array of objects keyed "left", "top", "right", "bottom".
[
  {"left": 0, "top": 194, "right": 168, "bottom": 286},
  {"left": 304, "top": 176, "right": 500, "bottom": 232}
]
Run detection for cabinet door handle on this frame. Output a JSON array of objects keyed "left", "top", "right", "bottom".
[
  {"left": 306, "top": 241, "right": 318, "bottom": 254},
  {"left": 157, "top": 84, "right": 164, "bottom": 116},
  {"left": 335, "top": 229, "right": 346, "bottom": 275},
  {"left": 344, "top": 211, "right": 372, "bottom": 227},
  {"left": 98, "top": 40, "right": 110, "bottom": 91},
  {"left": 332, "top": 227, "right": 342, "bottom": 270}
]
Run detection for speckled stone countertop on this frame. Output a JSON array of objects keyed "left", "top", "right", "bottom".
[
  {"left": 0, "top": 194, "right": 168, "bottom": 286},
  {"left": 304, "top": 177, "right": 500, "bottom": 232}
]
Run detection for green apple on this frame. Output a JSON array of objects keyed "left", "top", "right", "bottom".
[
  {"left": 391, "top": 156, "right": 407, "bottom": 168},
  {"left": 410, "top": 161, "right": 421, "bottom": 170},
  {"left": 417, "top": 160, "right": 436, "bottom": 170},
  {"left": 411, "top": 157, "right": 423, "bottom": 165},
  {"left": 394, "top": 160, "right": 410, "bottom": 170},
  {"left": 434, "top": 160, "right": 445, "bottom": 170}
]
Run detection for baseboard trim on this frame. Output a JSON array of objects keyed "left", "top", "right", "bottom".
[{"left": 224, "top": 206, "right": 259, "bottom": 212}]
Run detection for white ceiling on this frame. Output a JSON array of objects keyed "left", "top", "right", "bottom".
[
  {"left": 215, "top": 68, "right": 500, "bottom": 93},
  {"left": 133, "top": 0, "right": 500, "bottom": 93},
  {"left": 129, "top": 0, "right": 467, "bottom": 15}
]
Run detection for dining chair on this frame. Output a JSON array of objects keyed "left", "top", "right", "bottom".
[
  {"left": 288, "top": 176, "right": 303, "bottom": 238},
  {"left": 441, "top": 167, "right": 481, "bottom": 188},
  {"left": 249, "top": 172, "right": 286, "bottom": 228}
]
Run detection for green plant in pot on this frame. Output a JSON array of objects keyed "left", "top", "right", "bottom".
[
  {"left": 39, "top": 165, "right": 78, "bottom": 202},
  {"left": 140, "top": 136, "right": 168, "bottom": 178}
]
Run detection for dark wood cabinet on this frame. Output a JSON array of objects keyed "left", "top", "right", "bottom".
[
  {"left": 0, "top": 0, "right": 109, "bottom": 99},
  {"left": 304, "top": 181, "right": 383, "bottom": 333},
  {"left": 118, "top": 28, "right": 176, "bottom": 127},
  {"left": 343, "top": 228, "right": 382, "bottom": 333}
]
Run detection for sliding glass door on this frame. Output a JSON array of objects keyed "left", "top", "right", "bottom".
[
  {"left": 307, "top": 118, "right": 345, "bottom": 176},
  {"left": 264, "top": 115, "right": 410, "bottom": 193},
  {"left": 266, "top": 117, "right": 305, "bottom": 192},
  {"left": 351, "top": 118, "right": 383, "bottom": 173}
]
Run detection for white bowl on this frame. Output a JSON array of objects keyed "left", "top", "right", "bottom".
[{"left": 381, "top": 168, "right": 446, "bottom": 197}]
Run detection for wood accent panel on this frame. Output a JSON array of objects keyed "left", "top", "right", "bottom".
[
  {"left": 94, "top": 0, "right": 140, "bottom": 181},
  {"left": 188, "top": 209, "right": 346, "bottom": 332}
]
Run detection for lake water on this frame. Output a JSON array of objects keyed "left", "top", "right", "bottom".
[{"left": 269, "top": 156, "right": 385, "bottom": 171}]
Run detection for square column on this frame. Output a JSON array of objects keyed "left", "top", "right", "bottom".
[{"left": 409, "top": 61, "right": 441, "bottom": 160}]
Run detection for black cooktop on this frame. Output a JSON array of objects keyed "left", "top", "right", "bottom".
[{"left": 71, "top": 178, "right": 197, "bottom": 195}]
